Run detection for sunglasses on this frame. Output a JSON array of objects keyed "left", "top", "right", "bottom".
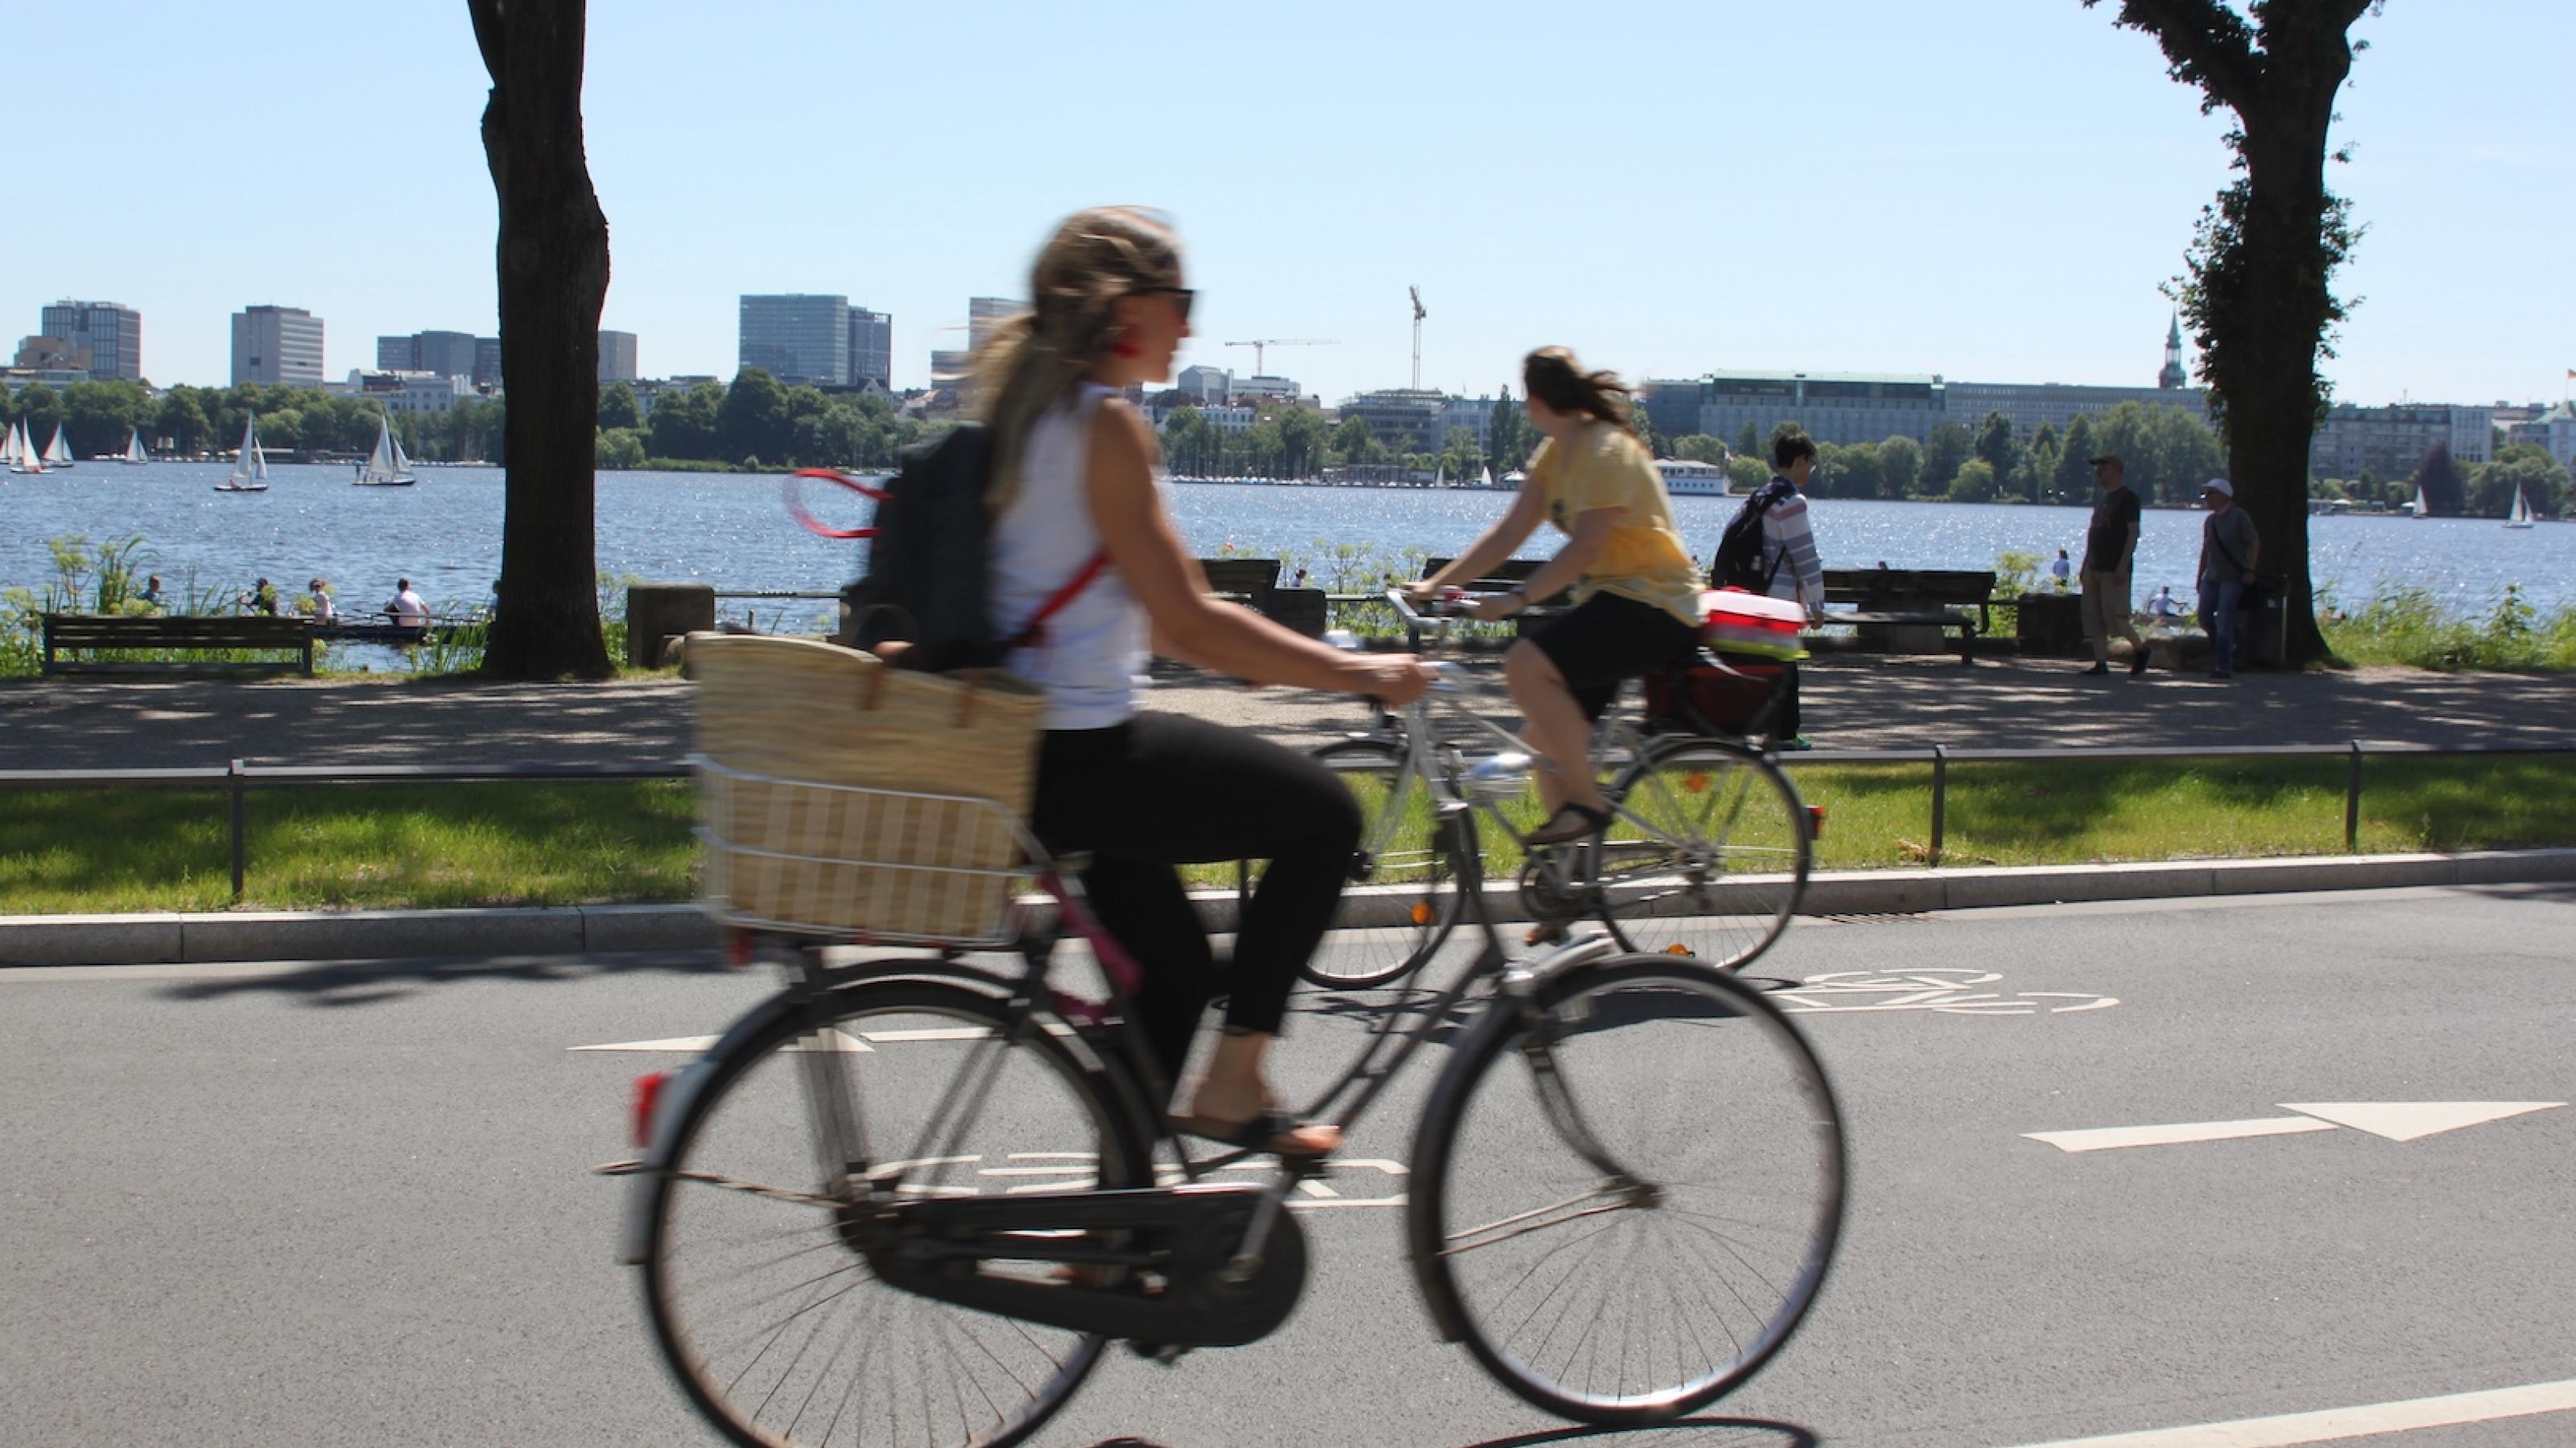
[{"left": 1131, "top": 286, "right": 1195, "bottom": 324}]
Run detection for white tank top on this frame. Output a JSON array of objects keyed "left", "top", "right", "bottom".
[{"left": 989, "top": 384, "right": 1147, "bottom": 730}]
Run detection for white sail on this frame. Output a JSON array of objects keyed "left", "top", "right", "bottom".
[
  {"left": 123, "top": 428, "right": 147, "bottom": 464},
  {"left": 1480, "top": 464, "right": 1496, "bottom": 490},
  {"left": 0, "top": 422, "right": 17, "bottom": 465},
  {"left": 2507, "top": 485, "right": 2536, "bottom": 528},
  {"left": 9, "top": 421, "right": 46, "bottom": 473},
  {"left": 2413, "top": 484, "right": 2431, "bottom": 518},
  {"left": 1433, "top": 463, "right": 1447, "bottom": 488},
  {"left": 222, "top": 415, "right": 268, "bottom": 489},
  {"left": 358, "top": 411, "right": 415, "bottom": 485},
  {"left": 42, "top": 424, "right": 75, "bottom": 466}
]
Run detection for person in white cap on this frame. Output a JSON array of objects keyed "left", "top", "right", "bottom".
[{"left": 2196, "top": 479, "right": 2260, "bottom": 679}]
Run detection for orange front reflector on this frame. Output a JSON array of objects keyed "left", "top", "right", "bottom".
[
  {"left": 1666, "top": 943, "right": 1690, "bottom": 955},
  {"left": 1683, "top": 773, "right": 1710, "bottom": 793},
  {"left": 631, "top": 1070, "right": 671, "bottom": 1148},
  {"left": 1808, "top": 805, "right": 1827, "bottom": 840},
  {"left": 1410, "top": 900, "right": 1434, "bottom": 926}
]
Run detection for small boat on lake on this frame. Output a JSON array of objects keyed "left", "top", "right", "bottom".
[
  {"left": 2506, "top": 484, "right": 2537, "bottom": 530},
  {"left": 40, "top": 424, "right": 74, "bottom": 469},
  {"left": 6, "top": 421, "right": 47, "bottom": 474},
  {"left": 118, "top": 428, "right": 148, "bottom": 465},
  {"left": 215, "top": 415, "right": 270, "bottom": 493},
  {"left": 354, "top": 412, "right": 416, "bottom": 487}
]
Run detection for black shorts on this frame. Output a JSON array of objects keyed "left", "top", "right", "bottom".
[{"left": 1524, "top": 592, "right": 1700, "bottom": 720}]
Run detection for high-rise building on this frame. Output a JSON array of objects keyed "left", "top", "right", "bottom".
[
  {"left": 39, "top": 299, "right": 142, "bottom": 382},
  {"left": 231, "top": 305, "right": 325, "bottom": 387},
  {"left": 967, "top": 297, "right": 1023, "bottom": 356},
  {"left": 1697, "top": 373, "right": 1946, "bottom": 447},
  {"left": 2309, "top": 403, "right": 2493, "bottom": 484},
  {"left": 1335, "top": 389, "right": 1452, "bottom": 454},
  {"left": 598, "top": 329, "right": 639, "bottom": 383},
  {"left": 474, "top": 336, "right": 502, "bottom": 390},
  {"left": 1175, "top": 365, "right": 1232, "bottom": 404},
  {"left": 740, "top": 294, "right": 850, "bottom": 386},
  {"left": 845, "top": 309, "right": 890, "bottom": 389},
  {"left": 377, "top": 330, "right": 481, "bottom": 382}
]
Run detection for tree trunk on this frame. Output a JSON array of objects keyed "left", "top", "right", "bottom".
[{"left": 471, "top": 0, "right": 613, "bottom": 680}]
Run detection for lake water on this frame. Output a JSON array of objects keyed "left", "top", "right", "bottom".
[{"left": 6, "top": 463, "right": 2570, "bottom": 626}]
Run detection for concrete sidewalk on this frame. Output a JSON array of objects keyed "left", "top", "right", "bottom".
[{"left": 5, "top": 654, "right": 2574, "bottom": 770}]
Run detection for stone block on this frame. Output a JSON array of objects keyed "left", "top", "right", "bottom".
[
  {"left": 628, "top": 583, "right": 716, "bottom": 668},
  {"left": 1940, "top": 861, "right": 2216, "bottom": 909},
  {"left": 1796, "top": 872, "right": 1947, "bottom": 916},
  {"left": 2209, "top": 853, "right": 2455, "bottom": 895}
]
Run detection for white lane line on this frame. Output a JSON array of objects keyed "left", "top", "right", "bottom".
[
  {"left": 568, "top": 1035, "right": 720, "bottom": 1054},
  {"left": 1998, "top": 1375, "right": 2576, "bottom": 1446},
  {"left": 2277, "top": 1100, "right": 2564, "bottom": 1142},
  {"left": 2024, "top": 1117, "right": 2339, "bottom": 1153}
]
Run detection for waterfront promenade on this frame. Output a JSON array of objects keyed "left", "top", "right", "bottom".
[{"left": 4, "top": 654, "right": 2572, "bottom": 771}]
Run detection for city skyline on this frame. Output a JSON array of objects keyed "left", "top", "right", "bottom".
[{"left": 10, "top": 2, "right": 2570, "bottom": 410}]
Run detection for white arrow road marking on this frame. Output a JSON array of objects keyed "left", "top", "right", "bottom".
[
  {"left": 2274, "top": 1100, "right": 2565, "bottom": 1141},
  {"left": 2028, "top": 1100, "right": 2568, "bottom": 1154},
  {"left": 1999, "top": 1374, "right": 2576, "bottom": 1446},
  {"left": 2026, "top": 1117, "right": 2339, "bottom": 1153}
]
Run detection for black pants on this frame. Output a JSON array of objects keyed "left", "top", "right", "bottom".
[
  {"left": 1031, "top": 713, "right": 1360, "bottom": 1091},
  {"left": 1524, "top": 592, "right": 1701, "bottom": 721},
  {"left": 1774, "top": 661, "right": 1802, "bottom": 739}
]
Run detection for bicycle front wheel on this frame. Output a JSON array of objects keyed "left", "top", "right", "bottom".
[
  {"left": 1304, "top": 737, "right": 1458, "bottom": 988},
  {"left": 1588, "top": 737, "right": 1810, "bottom": 972},
  {"left": 1408, "top": 955, "right": 1844, "bottom": 1425},
  {"left": 640, "top": 975, "right": 1151, "bottom": 1448}
]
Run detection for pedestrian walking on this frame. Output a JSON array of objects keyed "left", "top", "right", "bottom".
[
  {"left": 1761, "top": 429, "right": 1826, "bottom": 747},
  {"left": 2079, "top": 455, "right": 2147, "bottom": 677},
  {"left": 2196, "top": 479, "right": 2260, "bottom": 679}
]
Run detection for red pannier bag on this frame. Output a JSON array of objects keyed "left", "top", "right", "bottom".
[{"left": 1642, "top": 653, "right": 1788, "bottom": 736}]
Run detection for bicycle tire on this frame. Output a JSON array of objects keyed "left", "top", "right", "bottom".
[
  {"left": 640, "top": 974, "right": 1152, "bottom": 1448},
  {"left": 1406, "top": 953, "right": 1845, "bottom": 1425},
  {"left": 1586, "top": 736, "right": 1810, "bottom": 972},
  {"left": 1303, "top": 737, "right": 1460, "bottom": 989}
]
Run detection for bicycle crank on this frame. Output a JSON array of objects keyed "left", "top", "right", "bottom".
[{"left": 862, "top": 1182, "right": 1309, "bottom": 1349}]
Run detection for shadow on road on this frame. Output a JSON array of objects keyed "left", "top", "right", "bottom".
[
  {"left": 1077, "top": 1425, "right": 1818, "bottom": 1448},
  {"left": 155, "top": 949, "right": 727, "bottom": 1009}
]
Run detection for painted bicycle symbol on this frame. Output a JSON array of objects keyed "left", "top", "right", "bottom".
[{"left": 1773, "top": 968, "right": 2119, "bottom": 1017}]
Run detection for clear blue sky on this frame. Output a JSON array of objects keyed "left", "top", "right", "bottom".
[{"left": 16, "top": 1, "right": 2570, "bottom": 409}]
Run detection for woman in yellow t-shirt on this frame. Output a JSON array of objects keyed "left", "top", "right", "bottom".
[{"left": 1414, "top": 347, "right": 1702, "bottom": 844}]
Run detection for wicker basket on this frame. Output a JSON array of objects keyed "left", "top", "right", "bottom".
[{"left": 687, "top": 633, "right": 1046, "bottom": 941}]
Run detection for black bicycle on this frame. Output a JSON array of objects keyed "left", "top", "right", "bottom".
[
  {"left": 1309, "top": 588, "right": 1816, "bottom": 991},
  {"left": 608, "top": 725, "right": 1843, "bottom": 1448}
]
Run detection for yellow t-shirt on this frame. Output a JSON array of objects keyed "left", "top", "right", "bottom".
[{"left": 1527, "top": 423, "right": 1702, "bottom": 625}]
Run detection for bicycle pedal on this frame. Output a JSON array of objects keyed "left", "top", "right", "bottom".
[
  {"left": 1128, "top": 1339, "right": 1191, "bottom": 1367},
  {"left": 1524, "top": 922, "right": 1570, "bottom": 947}
]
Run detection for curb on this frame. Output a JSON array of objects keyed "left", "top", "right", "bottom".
[{"left": 6, "top": 848, "right": 2574, "bottom": 969}]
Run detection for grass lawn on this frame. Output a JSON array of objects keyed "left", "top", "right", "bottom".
[{"left": 2, "top": 756, "right": 2571, "bottom": 916}]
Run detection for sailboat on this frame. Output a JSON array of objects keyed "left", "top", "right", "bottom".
[
  {"left": 1432, "top": 462, "right": 1447, "bottom": 489},
  {"left": 1480, "top": 464, "right": 1496, "bottom": 490},
  {"left": 2505, "top": 484, "right": 2537, "bottom": 530},
  {"left": 120, "top": 428, "right": 148, "bottom": 465},
  {"left": 2411, "top": 482, "right": 2432, "bottom": 519},
  {"left": 40, "top": 424, "right": 75, "bottom": 469},
  {"left": 354, "top": 412, "right": 417, "bottom": 486},
  {"left": 6, "top": 421, "right": 47, "bottom": 475},
  {"left": 215, "top": 415, "right": 270, "bottom": 493}
]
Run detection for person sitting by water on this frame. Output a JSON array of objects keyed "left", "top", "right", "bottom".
[
  {"left": 2149, "top": 584, "right": 2181, "bottom": 621},
  {"left": 243, "top": 578, "right": 280, "bottom": 617},
  {"left": 140, "top": 575, "right": 165, "bottom": 612},
  {"left": 306, "top": 578, "right": 336, "bottom": 621},
  {"left": 1412, "top": 345, "right": 1703, "bottom": 844},
  {"left": 384, "top": 578, "right": 430, "bottom": 629}
]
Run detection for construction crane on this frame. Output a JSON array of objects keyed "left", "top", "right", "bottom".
[
  {"left": 1407, "top": 286, "right": 1426, "bottom": 390},
  {"left": 1222, "top": 338, "right": 1336, "bottom": 375}
]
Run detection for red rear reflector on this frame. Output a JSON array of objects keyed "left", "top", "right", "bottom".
[
  {"left": 724, "top": 930, "right": 755, "bottom": 969},
  {"left": 1807, "top": 805, "right": 1827, "bottom": 841},
  {"left": 631, "top": 1071, "right": 672, "bottom": 1148}
]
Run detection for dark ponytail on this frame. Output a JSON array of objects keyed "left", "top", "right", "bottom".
[{"left": 1521, "top": 345, "right": 1637, "bottom": 435}]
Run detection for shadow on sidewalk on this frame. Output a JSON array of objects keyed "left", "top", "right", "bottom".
[{"left": 156, "top": 948, "right": 725, "bottom": 1009}]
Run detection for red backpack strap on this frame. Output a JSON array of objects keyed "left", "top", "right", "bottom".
[{"left": 1006, "top": 549, "right": 1111, "bottom": 650}]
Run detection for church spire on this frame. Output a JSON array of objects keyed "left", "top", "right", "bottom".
[{"left": 2158, "top": 311, "right": 2188, "bottom": 390}]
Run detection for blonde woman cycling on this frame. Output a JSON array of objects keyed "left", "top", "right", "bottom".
[
  {"left": 980, "top": 208, "right": 1435, "bottom": 1157},
  {"left": 1414, "top": 346, "right": 1703, "bottom": 844}
]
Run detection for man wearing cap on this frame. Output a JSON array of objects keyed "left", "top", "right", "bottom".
[
  {"left": 2079, "top": 456, "right": 2146, "bottom": 677},
  {"left": 2196, "top": 479, "right": 2260, "bottom": 679}
]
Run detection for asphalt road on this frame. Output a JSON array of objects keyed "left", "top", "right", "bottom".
[{"left": 3, "top": 884, "right": 2571, "bottom": 1447}]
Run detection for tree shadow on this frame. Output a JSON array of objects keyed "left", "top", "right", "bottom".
[
  {"left": 155, "top": 948, "right": 729, "bottom": 1009},
  {"left": 1075, "top": 1419, "right": 1818, "bottom": 1448}
]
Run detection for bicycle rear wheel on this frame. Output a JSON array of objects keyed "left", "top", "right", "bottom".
[
  {"left": 1408, "top": 955, "right": 1843, "bottom": 1425},
  {"left": 1587, "top": 737, "right": 1809, "bottom": 972},
  {"left": 1304, "top": 737, "right": 1458, "bottom": 988},
  {"left": 640, "top": 975, "right": 1151, "bottom": 1448}
]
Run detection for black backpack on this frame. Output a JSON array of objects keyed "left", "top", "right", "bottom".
[
  {"left": 1710, "top": 477, "right": 1794, "bottom": 592},
  {"left": 840, "top": 423, "right": 1104, "bottom": 672}
]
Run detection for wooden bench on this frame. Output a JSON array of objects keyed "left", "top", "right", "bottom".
[
  {"left": 1196, "top": 558, "right": 1279, "bottom": 614},
  {"left": 40, "top": 613, "right": 316, "bottom": 677},
  {"left": 1818, "top": 567, "right": 1995, "bottom": 665}
]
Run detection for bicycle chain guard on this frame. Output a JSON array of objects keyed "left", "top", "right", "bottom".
[{"left": 861, "top": 1182, "right": 1309, "bottom": 1349}]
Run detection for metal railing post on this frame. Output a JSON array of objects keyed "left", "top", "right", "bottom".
[
  {"left": 2346, "top": 741, "right": 2363, "bottom": 853},
  {"left": 1930, "top": 744, "right": 1949, "bottom": 866},
  {"left": 228, "top": 757, "right": 248, "bottom": 902}
]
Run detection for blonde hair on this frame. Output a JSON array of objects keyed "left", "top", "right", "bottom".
[{"left": 975, "top": 206, "right": 1183, "bottom": 508}]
